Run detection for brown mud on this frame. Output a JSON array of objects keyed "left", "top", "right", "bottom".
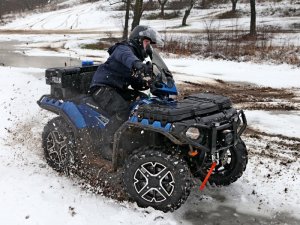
[
  {"left": 177, "top": 80, "right": 300, "bottom": 110},
  {"left": 4, "top": 115, "right": 129, "bottom": 202},
  {"left": 178, "top": 80, "right": 300, "bottom": 162},
  {"left": 177, "top": 80, "right": 300, "bottom": 164}
]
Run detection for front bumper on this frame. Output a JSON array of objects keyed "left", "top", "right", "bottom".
[{"left": 172, "top": 110, "right": 247, "bottom": 154}]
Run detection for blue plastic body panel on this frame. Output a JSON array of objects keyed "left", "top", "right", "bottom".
[
  {"left": 158, "top": 84, "right": 178, "bottom": 95},
  {"left": 39, "top": 96, "right": 107, "bottom": 129},
  {"left": 39, "top": 95, "right": 174, "bottom": 133},
  {"left": 129, "top": 116, "right": 172, "bottom": 132}
]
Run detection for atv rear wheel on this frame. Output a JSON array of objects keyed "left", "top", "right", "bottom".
[
  {"left": 42, "top": 117, "right": 76, "bottom": 173},
  {"left": 199, "top": 138, "right": 248, "bottom": 186},
  {"left": 123, "top": 147, "right": 192, "bottom": 212}
]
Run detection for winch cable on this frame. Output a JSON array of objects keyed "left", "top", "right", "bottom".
[{"left": 200, "top": 161, "right": 217, "bottom": 190}]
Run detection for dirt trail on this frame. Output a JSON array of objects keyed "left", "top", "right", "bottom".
[
  {"left": 178, "top": 80, "right": 300, "bottom": 111},
  {"left": 0, "top": 29, "right": 120, "bottom": 35},
  {"left": 179, "top": 80, "right": 300, "bottom": 165}
]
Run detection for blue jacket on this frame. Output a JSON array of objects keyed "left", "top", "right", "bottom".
[{"left": 90, "top": 41, "right": 146, "bottom": 91}]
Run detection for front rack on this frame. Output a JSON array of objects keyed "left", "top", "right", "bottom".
[{"left": 179, "top": 110, "right": 247, "bottom": 155}]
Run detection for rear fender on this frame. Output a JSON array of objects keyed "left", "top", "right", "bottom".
[{"left": 37, "top": 95, "right": 106, "bottom": 132}]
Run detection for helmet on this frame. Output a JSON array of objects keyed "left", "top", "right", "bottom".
[{"left": 129, "top": 25, "right": 163, "bottom": 45}]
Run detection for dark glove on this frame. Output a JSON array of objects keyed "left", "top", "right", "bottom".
[
  {"left": 131, "top": 79, "right": 149, "bottom": 91},
  {"left": 132, "top": 61, "right": 145, "bottom": 75},
  {"left": 132, "top": 61, "right": 152, "bottom": 77}
]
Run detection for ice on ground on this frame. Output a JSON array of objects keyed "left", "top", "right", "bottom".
[{"left": 246, "top": 110, "right": 300, "bottom": 138}]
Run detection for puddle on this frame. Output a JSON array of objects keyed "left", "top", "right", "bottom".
[
  {"left": 0, "top": 41, "right": 81, "bottom": 68},
  {"left": 268, "top": 110, "right": 300, "bottom": 116},
  {"left": 182, "top": 205, "right": 300, "bottom": 225}
]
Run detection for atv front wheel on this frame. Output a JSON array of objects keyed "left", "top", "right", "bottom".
[
  {"left": 42, "top": 117, "right": 76, "bottom": 173},
  {"left": 199, "top": 138, "right": 248, "bottom": 186},
  {"left": 123, "top": 147, "right": 192, "bottom": 212}
]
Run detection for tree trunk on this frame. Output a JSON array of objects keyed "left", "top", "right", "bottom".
[
  {"left": 158, "top": 0, "right": 167, "bottom": 18},
  {"left": 122, "top": 0, "right": 131, "bottom": 40},
  {"left": 0, "top": 1, "right": 3, "bottom": 20},
  {"left": 160, "top": 3, "right": 164, "bottom": 17},
  {"left": 23, "top": 0, "right": 33, "bottom": 10},
  {"left": 231, "top": 0, "right": 237, "bottom": 12},
  {"left": 131, "top": 0, "right": 143, "bottom": 31},
  {"left": 201, "top": 0, "right": 206, "bottom": 9},
  {"left": 250, "top": 0, "right": 256, "bottom": 36},
  {"left": 182, "top": 1, "right": 194, "bottom": 26}
]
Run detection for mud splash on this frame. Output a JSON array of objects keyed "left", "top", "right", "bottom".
[
  {"left": 4, "top": 113, "right": 129, "bottom": 202},
  {"left": 244, "top": 128, "right": 300, "bottom": 163}
]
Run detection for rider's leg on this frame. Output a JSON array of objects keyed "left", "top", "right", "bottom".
[{"left": 92, "top": 86, "right": 130, "bottom": 160}]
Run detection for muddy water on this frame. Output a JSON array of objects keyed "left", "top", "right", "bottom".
[
  {"left": 0, "top": 41, "right": 81, "bottom": 68},
  {"left": 182, "top": 206, "right": 300, "bottom": 225}
]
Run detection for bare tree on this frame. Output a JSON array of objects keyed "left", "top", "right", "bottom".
[
  {"left": 182, "top": 0, "right": 197, "bottom": 26},
  {"left": 122, "top": 0, "right": 131, "bottom": 39},
  {"left": 23, "top": 0, "right": 33, "bottom": 10},
  {"left": 231, "top": 0, "right": 238, "bottom": 12},
  {"left": 0, "top": 0, "right": 6, "bottom": 20},
  {"left": 158, "top": 0, "right": 168, "bottom": 17},
  {"left": 250, "top": 0, "right": 256, "bottom": 36},
  {"left": 131, "top": 0, "right": 143, "bottom": 30}
]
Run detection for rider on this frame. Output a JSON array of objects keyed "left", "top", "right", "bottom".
[{"left": 90, "top": 25, "right": 162, "bottom": 160}]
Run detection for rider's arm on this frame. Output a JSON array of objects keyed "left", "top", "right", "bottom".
[{"left": 111, "top": 45, "right": 141, "bottom": 70}]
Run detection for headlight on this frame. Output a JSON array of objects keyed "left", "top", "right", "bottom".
[
  {"left": 186, "top": 127, "right": 200, "bottom": 140},
  {"left": 222, "top": 130, "right": 233, "bottom": 145}
]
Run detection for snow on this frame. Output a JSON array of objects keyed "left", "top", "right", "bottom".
[
  {"left": 1, "top": 0, "right": 299, "bottom": 40},
  {"left": 167, "top": 58, "right": 300, "bottom": 88},
  {"left": 0, "top": 147, "right": 175, "bottom": 225},
  {"left": 0, "top": 58, "right": 299, "bottom": 224},
  {"left": 246, "top": 110, "right": 300, "bottom": 138},
  {"left": 0, "top": 66, "right": 181, "bottom": 225},
  {"left": 0, "top": 0, "right": 299, "bottom": 224},
  {"left": 0, "top": 67, "right": 45, "bottom": 134},
  {"left": 2, "top": 2, "right": 122, "bottom": 31}
]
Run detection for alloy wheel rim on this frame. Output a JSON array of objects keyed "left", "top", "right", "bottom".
[{"left": 133, "top": 162, "right": 175, "bottom": 203}]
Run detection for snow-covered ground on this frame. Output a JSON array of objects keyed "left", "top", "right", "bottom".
[
  {"left": 0, "top": 58, "right": 299, "bottom": 225},
  {"left": 0, "top": 1, "right": 299, "bottom": 224},
  {"left": 2, "top": 0, "right": 300, "bottom": 31}
]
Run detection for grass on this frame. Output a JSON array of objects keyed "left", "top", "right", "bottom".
[
  {"left": 81, "top": 37, "right": 121, "bottom": 50},
  {"left": 160, "top": 27, "right": 300, "bottom": 66},
  {"left": 144, "top": 11, "right": 181, "bottom": 20},
  {"left": 215, "top": 10, "right": 242, "bottom": 19},
  {"left": 80, "top": 28, "right": 300, "bottom": 66}
]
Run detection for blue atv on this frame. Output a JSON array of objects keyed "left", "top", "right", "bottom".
[{"left": 38, "top": 51, "right": 247, "bottom": 212}]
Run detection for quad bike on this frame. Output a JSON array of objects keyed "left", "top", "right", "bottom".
[{"left": 37, "top": 51, "right": 247, "bottom": 212}]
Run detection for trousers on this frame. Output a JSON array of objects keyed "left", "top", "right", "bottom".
[{"left": 92, "top": 86, "right": 130, "bottom": 160}]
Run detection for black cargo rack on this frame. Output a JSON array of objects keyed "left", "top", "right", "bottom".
[{"left": 45, "top": 64, "right": 99, "bottom": 99}]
